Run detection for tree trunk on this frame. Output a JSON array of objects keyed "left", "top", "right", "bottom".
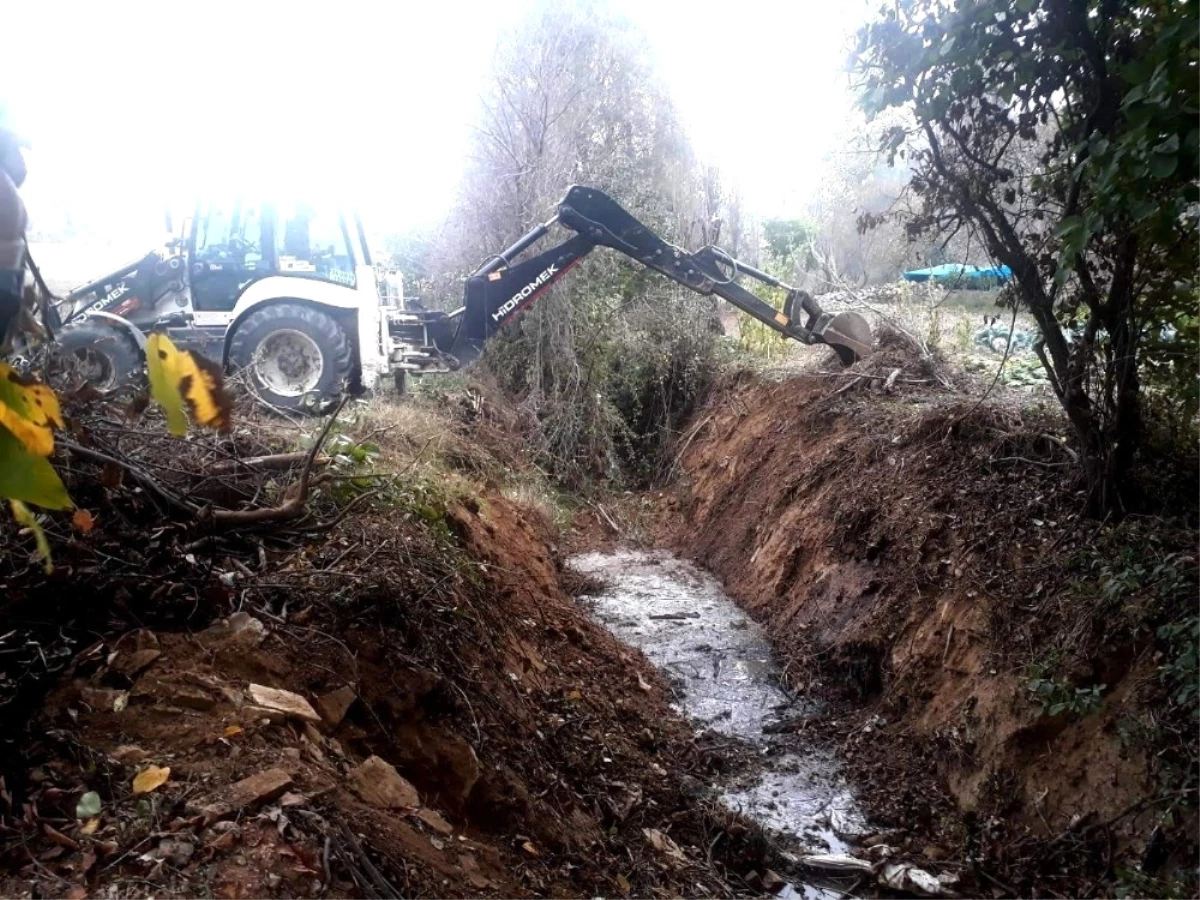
[{"left": 1072, "top": 321, "right": 1141, "bottom": 518}]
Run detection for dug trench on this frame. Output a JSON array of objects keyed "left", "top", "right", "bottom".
[
  {"left": 656, "top": 360, "right": 1199, "bottom": 897},
  {"left": 0, "top": 355, "right": 1195, "bottom": 899}
]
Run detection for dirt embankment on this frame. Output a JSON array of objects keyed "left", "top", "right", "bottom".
[
  {"left": 1, "top": 476, "right": 778, "bottom": 898},
  {"left": 664, "top": 366, "right": 1198, "bottom": 895}
]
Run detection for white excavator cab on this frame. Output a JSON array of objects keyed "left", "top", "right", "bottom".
[{"left": 58, "top": 198, "right": 394, "bottom": 410}]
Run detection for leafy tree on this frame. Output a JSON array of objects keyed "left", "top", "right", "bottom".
[
  {"left": 857, "top": 0, "right": 1199, "bottom": 515},
  {"left": 762, "top": 218, "right": 818, "bottom": 270}
]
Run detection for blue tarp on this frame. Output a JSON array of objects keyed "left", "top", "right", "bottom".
[{"left": 902, "top": 263, "right": 1012, "bottom": 283}]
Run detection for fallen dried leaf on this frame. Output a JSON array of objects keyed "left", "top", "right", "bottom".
[
  {"left": 132, "top": 765, "right": 170, "bottom": 795},
  {"left": 617, "top": 874, "right": 631, "bottom": 894},
  {"left": 521, "top": 841, "right": 539, "bottom": 856},
  {"left": 80, "top": 818, "right": 100, "bottom": 836},
  {"left": 72, "top": 509, "right": 95, "bottom": 532},
  {"left": 222, "top": 725, "right": 243, "bottom": 738},
  {"left": 642, "top": 828, "right": 687, "bottom": 864}
]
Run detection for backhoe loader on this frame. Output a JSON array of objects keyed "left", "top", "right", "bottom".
[{"left": 49, "top": 186, "right": 872, "bottom": 409}]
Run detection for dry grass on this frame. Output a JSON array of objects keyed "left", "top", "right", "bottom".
[{"left": 340, "top": 395, "right": 465, "bottom": 473}]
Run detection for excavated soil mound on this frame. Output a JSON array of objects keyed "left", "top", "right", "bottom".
[
  {"left": 0, "top": 485, "right": 785, "bottom": 899},
  {"left": 664, "top": 368, "right": 1198, "bottom": 896}
]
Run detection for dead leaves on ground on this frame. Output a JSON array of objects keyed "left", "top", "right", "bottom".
[{"left": 131, "top": 765, "right": 170, "bottom": 795}]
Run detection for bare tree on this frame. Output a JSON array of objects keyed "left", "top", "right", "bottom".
[{"left": 426, "top": 0, "right": 724, "bottom": 486}]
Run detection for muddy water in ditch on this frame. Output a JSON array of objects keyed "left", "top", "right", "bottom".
[{"left": 569, "top": 549, "right": 869, "bottom": 893}]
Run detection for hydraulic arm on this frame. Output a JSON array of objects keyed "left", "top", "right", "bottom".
[{"left": 441, "top": 186, "right": 872, "bottom": 367}]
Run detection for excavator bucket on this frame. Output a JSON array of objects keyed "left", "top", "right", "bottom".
[{"left": 817, "top": 311, "right": 873, "bottom": 367}]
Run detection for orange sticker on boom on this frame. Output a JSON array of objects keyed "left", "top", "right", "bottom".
[{"left": 146, "top": 334, "right": 233, "bottom": 435}]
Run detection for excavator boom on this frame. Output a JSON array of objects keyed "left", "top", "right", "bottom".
[{"left": 442, "top": 186, "right": 872, "bottom": 367}]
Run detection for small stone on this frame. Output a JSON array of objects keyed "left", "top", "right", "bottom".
[
  {"left": 112, "top": 649, "right": 161, "bottom": 679},
  {"left": 227, "top": 611, "right": 261, "bottom": 632},
  {"left": 111, "top": 745, "right": 149, "bottom": 764},
  {"left": 227, "top": 768, "right": 293, "bottom": 809},
  {"left": 134, "top": 630, "right": 160, "bottom": 651},
  {"left": 157, "top": 839, "right": 195, "bottom": 867},
  {"left": 347, "top": 756, "right": 420, "bottom": 809},
  {"left": 247, "top": 685, "right": 321, "bottom": 724},
  {"left": 302, "top": 722, "right": 323, "bottom": 745},
  {"left": 282, "top": 748, "right": 302, "bottom": 760},
  {"left": 314, "top": 686, "right": 357, "bottom": 727},
  {"left": 80, "top": 687, "right": 127, "bottom": 712},
  {"left": 200, "top": 614, "right": 267, "bottom": 658},
  {"left": 267, "top": 874, "right": 282, "bottom": 889},
  {"left": 416, "top": 808, "right": 454, "bottom": 836},
  {"left": 220, "top": 686, "right": 246, "bottom": 707},
  {"left": 458, "top": 853, "right": 478, "bottom": 871},
  {"left": 202, "top": 612, "right": 263, "bottom": 640},
  {"left": 197, "top": 803, "right": 234, "bottom": 825},
  {"left": 170, "top": 686, "right": 217, "bottom": 711},
  {"left": 279, "top": 792, "right": 307, "bottom": 807},
  {"left": 762, "top": 870, "right": 786, "bottom": 893},
  {"left": 468, "top": 873, "right": 489, "bottom": 889}
]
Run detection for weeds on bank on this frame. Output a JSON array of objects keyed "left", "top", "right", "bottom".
[{"left": 1025, "top": 674, "right": 1106, "bottom": 719}]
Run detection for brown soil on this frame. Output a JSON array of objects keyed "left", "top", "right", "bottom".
[
  {"left": 662, "top": 359, "right": 1198, "bottom": 896},
  {"left": 0, "top": 480, "right": 779, "bottom": 897}
]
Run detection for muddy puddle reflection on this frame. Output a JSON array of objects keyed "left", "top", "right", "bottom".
[{"left": 569, "top": 549, "right": 870, "bottom": 897}]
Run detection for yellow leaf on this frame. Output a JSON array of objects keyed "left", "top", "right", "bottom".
[
  {"left": 0, "top": 426, "right": 71, "bottom": 509},
  {"left": 616, "top": 874, "right": 631, "bottom": 894},
  {"left": 11, "top": 500, "right": 53, "bottom": 573},
  {"left": 80, "top": 818, "right": 100, "bottom": 836},
  {"left": 72, "top": 509, "right": 95, "bottom": 532},
  {"left": 521, "top": 841, "right": 539, "bottom": 856},
  {"left": 222, "top": 725, "right": 243, "bottom": 738},
  {"left": 131, "top": 765, "right": 170, "bottom": 795},
  {"left": 0, "top": 403, "right": 52, "bottom": 455},
  {"left": 0, "top": 364, "right": 63, "bottom": 428},
  {"left": 0, "top": 363, "right": 62, "bottom": 456},
  {"left": 146, "top": 334, "right": 232, "bottom": 436},
  {"left": 567, "top": 689, "right": 582, "bottom": 701}
]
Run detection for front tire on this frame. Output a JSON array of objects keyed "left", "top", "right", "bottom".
[
  {"left": 54, "top": 320, "right": 143, "bottom": 391},
  {"left": 228, "top": 303, "right": 352, "bottom": 412}
]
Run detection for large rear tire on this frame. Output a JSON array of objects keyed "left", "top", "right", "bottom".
[
  {"left": 228, "top": 303, "right": 352, "bottom": 412},
  {"left": 54, "top": 320, "right": 143, "bottom": 391}
]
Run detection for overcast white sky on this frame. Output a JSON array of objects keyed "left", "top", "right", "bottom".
[{"left": 4, "top": 0, "right": 872, "bottom": 251}]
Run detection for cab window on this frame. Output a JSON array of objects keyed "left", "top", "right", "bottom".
[
  {"left": 275, "top": 203, "right": 356, "bottom": 288},
  {"left": 194, "top": 202, "right": 265, "bottom": 271}
]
